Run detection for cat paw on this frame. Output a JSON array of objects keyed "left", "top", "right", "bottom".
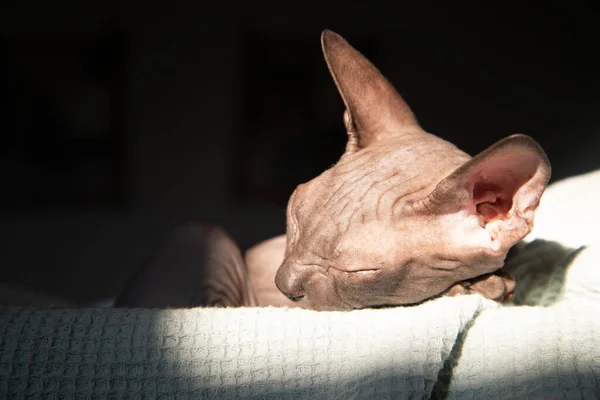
[{"left": 445, "top": 271, "right": 516, "bottom": 302}]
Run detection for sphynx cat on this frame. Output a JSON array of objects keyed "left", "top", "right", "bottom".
[
  {"left": 244, "top": 30, "right": 551, "bottom": 311},
  {"left": 117, "top": 30, "right": 550, "bottom": 311}
]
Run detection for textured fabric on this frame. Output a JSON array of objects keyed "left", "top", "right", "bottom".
[
  {"left": 524, "top": 169, "right": 600, "bottom": 249},
  {"left": 448, "top": 242, "right": 600, "bottom": 399},
  {"left": 1, "top": 295, "right": 490, "bottom": 399},
  {"left": 2, "top": 242, "right": 598, "bottom": 399},
  {"left": 447, "top": 302, "right": 600, "bottom": 399},
  {"left": 2, "top": 171, "right": 600, "bottom": 398}
]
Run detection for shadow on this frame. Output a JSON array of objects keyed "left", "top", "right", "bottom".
[
  {"left": 114, "top": 222, "right": 257, "bottom": 308},
  {"left": 504, "top": 239, "right": 583, "bottom": 307}
]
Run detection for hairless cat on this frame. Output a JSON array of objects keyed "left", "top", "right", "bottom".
[{"left": 118, "top": 30, "right": 550, "bottom": 311}]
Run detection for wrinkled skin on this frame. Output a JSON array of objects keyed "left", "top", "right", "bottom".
[{"left": 246, "top": 30, "right": 550, "bottom": 311}]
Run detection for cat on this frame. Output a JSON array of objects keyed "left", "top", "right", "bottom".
[
  {"left": 117, "top": 30, "right": 550, "bottom": 311},
  {"left": 245, "top": 30, "right": 550, "bottom": 310}
]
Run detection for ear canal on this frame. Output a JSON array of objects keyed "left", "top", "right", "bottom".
[
  {"left": 427, "top": 134, "right": 551, "bottom": 253},
  {"left": 321, "top": 29, "right": 420, "bottom": 150}
]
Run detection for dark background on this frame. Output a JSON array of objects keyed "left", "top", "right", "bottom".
[{"left": 0, "top": 1, "right": 598, "bottom": 304}]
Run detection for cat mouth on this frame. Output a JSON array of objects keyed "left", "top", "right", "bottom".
[{"left": 327, "top": 267, "right": 384, "bottom": 310}]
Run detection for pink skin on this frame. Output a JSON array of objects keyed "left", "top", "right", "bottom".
[{"left": 246, "top": 30, "right": 550, "bottom": 311}]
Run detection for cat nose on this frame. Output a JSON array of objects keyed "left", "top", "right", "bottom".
[
  {"left": 274, "top": 262, "right": 305, "bottom": 302},
  {"left": 283, "top": 292, "right": 304, "bottom": 302}
]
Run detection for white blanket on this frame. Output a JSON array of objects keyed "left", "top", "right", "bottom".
[{"left": 1, "top": 171, "right": 599, "bottom": 399}]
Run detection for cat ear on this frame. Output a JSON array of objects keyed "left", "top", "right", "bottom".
[
  {"left": 425, "top": 134, "right": 551, "bottom": 254},
  {"left": 321, "top": 30, "right": 420, "bottom": 152}
]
